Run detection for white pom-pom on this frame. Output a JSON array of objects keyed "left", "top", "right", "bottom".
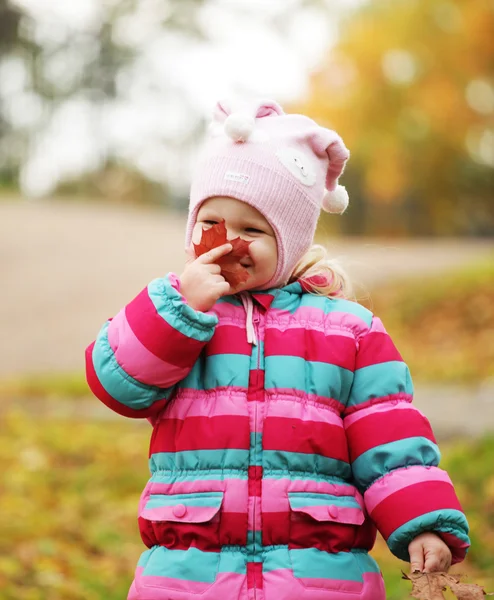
[
  {"left": 224, "top": 113, "right": 255, "bottom": 143},
  {"left": 322, "top": 185, "right": 349, "bottom": 214}
]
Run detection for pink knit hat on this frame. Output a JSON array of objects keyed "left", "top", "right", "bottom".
[{"left": 186, "top": 98, "right": 350, "bottom": 288}]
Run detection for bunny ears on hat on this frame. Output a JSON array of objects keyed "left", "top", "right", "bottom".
[{"left": 211, "top": 98, "right": 350, "bottom": 214}]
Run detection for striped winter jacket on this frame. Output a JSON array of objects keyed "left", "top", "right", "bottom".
[{"left": 85, "top": 273, "right": 470, "bottom": 600}]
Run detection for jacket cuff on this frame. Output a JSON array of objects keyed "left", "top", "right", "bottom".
[{"left": 364, "top": 465, "right": 470, "bottom": 563}]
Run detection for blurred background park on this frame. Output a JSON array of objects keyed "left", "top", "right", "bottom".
[{"left": 0, "top": 0, "right": 493, "bottom": 598}]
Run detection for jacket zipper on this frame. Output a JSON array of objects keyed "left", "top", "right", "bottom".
[{"left": 252, "top": 308, "right": 261, "bottom": 598}]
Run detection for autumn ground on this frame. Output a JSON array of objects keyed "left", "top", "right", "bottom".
[{"left": 1, "top": 199, "right": 494, "bottom": 599}]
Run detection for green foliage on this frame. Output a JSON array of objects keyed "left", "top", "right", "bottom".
[
  {"left": 0, "top": 372, "right": 90, "bottom": 400},
  {"left": 0, "top": 409, "right": 149, "bottom": 599},
  {"left": 1, "top": 405, "right": 493, "bottom": 599},
  {"left": 363, "top": 257, "right": 494, "bottom": 383}
]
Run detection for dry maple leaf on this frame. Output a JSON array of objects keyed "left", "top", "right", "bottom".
[
  {"left": 402, "top": 571, "right": 493, "bottom": 600},
  {"left": 193, "top": 220, "right": 252, "bottom": 287}
]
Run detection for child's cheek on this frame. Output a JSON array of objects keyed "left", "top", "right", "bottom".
[{"left": 191, "top": 225, "right": 203, "bottom": 245}]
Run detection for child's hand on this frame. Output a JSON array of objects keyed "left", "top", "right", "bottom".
[
  {"left": 408, "top": 532, "right": 452, "bottom": 573},
  {"left": 180, "top": 243, "right": 232, "bottom": 312}
]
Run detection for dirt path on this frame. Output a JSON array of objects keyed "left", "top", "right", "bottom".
[{"left": 2, "top": 199, "right": 493, "bottom": 377}]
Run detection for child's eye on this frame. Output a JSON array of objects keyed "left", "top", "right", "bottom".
[
  {"left": 203, "top": 220, "right": 218, "bottom": 225},
  {"left": 245, "top": 227, "right": 264, "bottom": 234}
]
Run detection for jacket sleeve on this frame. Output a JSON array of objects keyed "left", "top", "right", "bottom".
[
  {"left": 343, "top": 315, "right": 470, "bottom": 564},
  {"left": 85, "top": 273, "right": 218, "bottom": 419}
]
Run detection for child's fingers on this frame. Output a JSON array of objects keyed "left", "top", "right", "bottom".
[
  {"left": 197, "top": 243, "right": 232, "bottom": 264},
  {"left": 184, "top": 246, "right": 196, "bottom": 265},
  {"left": 216, "top": 281, "right": 231, "bottom": 297},
  {"left": 423, "top": 552, "right": 451, "bottom": 573},
  {"left": 408, "top": 540, "right": 425, "bottom": 573}
]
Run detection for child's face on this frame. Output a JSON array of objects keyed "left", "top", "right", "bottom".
[{"left": 193, "top": 196, "right": 278, "bottom": 292}]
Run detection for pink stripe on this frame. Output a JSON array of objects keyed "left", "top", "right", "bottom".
[
  {"left": 163, "top": 389, "right": 248, "bottom": 419},
  {"left": 210, "top": 301, "right": 248, "bottom": 325},
  {"left": 266, "top": 307, "right": 369, "bottom": 337},
  {"left": 344, "top": 393, "right": 413, "bottom": 415},
  {"left": 141, "top": 478, "right": 248, "bottom": 514},
  {"left": 132, "top": 568, "right": 246, "bottom": 597},
  {"left": 265, "top": 388, "right": 345, "bottom": 414},
  {"left": 290, "top": 504, "right": 364, "bottom": 525},
  {"left": 248, "top": 494, "right": 262, "bottom": 531},
  {"left": 263, "top": 570, "right": 384, "bottom": 599},
  {"left": 364, "top": 466, "right": 452, "bottom": 514},
  {"left": 126, "top": 285, "right": 205, "bottom": 367},
  {"left": 344, "top": 399, "right": 419, "bottom": 427},
  {"left": 366, "top": 316, "right": 387, "bottom": 334},
  {"left": 262, "top": 478, "right": 363, "bottom": 514},
  {"left": 140, "top": 504, "right": 220, "bottom": 522},
  {"left": 266, "top": 397, "right": 343, "bottom": 426},
  {"left": 108, "top": 309, "right": 189, "bottom": 387}
]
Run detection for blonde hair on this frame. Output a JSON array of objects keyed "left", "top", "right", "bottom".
[{"left": 289, "top": 244, "right": 354, "bottom": 300}]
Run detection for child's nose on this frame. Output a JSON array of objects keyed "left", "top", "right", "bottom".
[{"left": 226, "top": 225, "right": 242, "bottom": 240}]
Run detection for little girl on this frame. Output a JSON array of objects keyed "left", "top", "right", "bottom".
[{"left": 85, "top": 99, "right": 470, "bottom": 600}]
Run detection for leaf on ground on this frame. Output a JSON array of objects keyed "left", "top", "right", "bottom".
[
  {"left": 193, "top": 220, "right": 252, "bottom": 287},
  {"left": 403, "top": 571, "right": 493, "bottom": 600}
]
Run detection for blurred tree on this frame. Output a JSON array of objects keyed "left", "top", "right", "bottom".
[
  {"left": 0, "top": 0, "right": 336, "bottom": 202},
  {"left": 300, "top": 0, "right": 494, "bottom": 236}
]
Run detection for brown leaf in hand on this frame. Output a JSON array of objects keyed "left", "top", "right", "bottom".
[
  {"left": 193, "top": 220, "right": 252, "bottom": 287},
  {"left": 403, "top": 571, "right": 492, "bottom": 600}
]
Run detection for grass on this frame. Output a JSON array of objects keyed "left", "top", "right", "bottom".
[
  {"left": 0, "top": 407, "right": 493, "bottom": 599},
  {"left": 360, "top": 256, "right": 494, "bottom": 384}
]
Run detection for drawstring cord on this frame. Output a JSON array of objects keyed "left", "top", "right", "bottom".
[{"left": 239, "top": 293, "right": 258, "bottom": 346}]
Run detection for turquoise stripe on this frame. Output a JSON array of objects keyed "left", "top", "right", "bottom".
[
  {"left": 92, "top": 322, "right": 173, "bottom": 409},
  {"left": 263, "top": 547, "right": 364, "bottom": 581},
  {"left": 138, "top": 546, "right": 247, "bottom": 575},
  {"left": 217, "top": 550, "right": 247, "bottom": 574},
  {"left": 265, "top": 356, "right": 353, "bottom": 401},
  {"left": 247, "top": 530, "right": 263, "bottom": 562},
  {"left": 150, "top": 449, "right": 249, "bottom": 472},
  {"left": 148, "top": 276, "right": 218, "bottom": 341},
  {"left": 215, "top": 295, "right": 242, "bottom": 307},
  {"left": 270, "top": 289, "right": 373, "bottom": 326},
  {"left": 250, "top": 432, "right": 263, "bottom": 466},
  {"left": 387, "top": 509, "right": 470, "bottom": 562},
  {"left": 181, "top": 354, "right": 250, "bottom": 390},
  {"left": 290, "top": 547, "right": 364, "bottom": 581},
  {"left": 348, "top": 361, "right": 414, "bottom": 408},
  {"left": 352, "top": 437, "right": 441, "bottom": 490},
  {"left": 149, "top": 471, "right": 247, "bottom": 484},
  {"left": 263, "top": 450, "right": 351, "bottom": 479},
  {"left": 288, "top": 492, "right": 361, "bottom": 510},
  {"left": 250, "top": 341, "right": 265, "bottom": 370},
  {"left": 145, "top": 492, "right": 223, "bottom": 510},
  {"left": 140, "top": 545, "right": 220, "bottom": 582},
  {"left": 353, "top": 550, "right": 381, "bottom": 574}
]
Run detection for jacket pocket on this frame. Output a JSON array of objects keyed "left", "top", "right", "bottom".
[
  {"left": 287, "top": 492, "right": 365, "bottom": 593},
  {"left": 136, "top": 492, "right": 224, "bottom": 597},
  {"left": 139, "top": 491, "right": 224, "bottom": 551},
  {"left": 288, "top": 492, "right": 365, "bottom": 554},
  {"left": 288, "top": 492, "right": 364, "bottom": 525}
]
